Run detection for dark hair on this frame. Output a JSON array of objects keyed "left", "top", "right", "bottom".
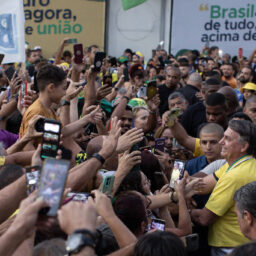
[
  {"left": 87, "top": 44, "right": 99, "bottom": 53},
  {"left": 0, "top": 164, "right": 24, "bottom": 190},
  {"left": 63, "top": 50, "right": 72, "bottom": 58},
  {"left": 229, "top": 242, "right": 256, "bottom": 256},
  {"left": 231, "top": 112, "right": 252, "bottom": 122},
  {"left": 206, "top": 92, "right": 226, "bottom": 107},
  {"left": 156, "top": 75, "right": 165, "bottom": 81},
  {"left": 205, "top": 71, "right": 221, "bottom": 79},
  {"left": 199, "top": 122, "right": 224, "bottom": 139},
  {"left": 234, "top": 181, "right": 256, "bottom": 218},
  {"left": 205, "top": 78, "right": 221, "bottom": 86},
  {"left": 36, "top": 64, "right": 66, "bottom": 92},
  {"left": 228, "top": 119, "right": 256, "bottom": 157},
  {"left": 209, "top": 46, "right": 219, "bottom": 53},
  {"left": 115, "top": 171, "right": 145, "bottom": 195},
  {"left": 113, "top": 191, "right": 147, "bottom": 235},
  {"left": 178, "top": 58, "right": 189, "bottom": 67},
  {"left": 124, "top": 48, "right": 133, "bottom": 55},
  {"left": 168, "top": 91, "right": 186, "bottom": 102},
  {"left": 134, "top": 231, "right": 186, "bottom": 256}
]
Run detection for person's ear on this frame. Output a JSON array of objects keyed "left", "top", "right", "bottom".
[
  {"left": 244, "top": 210, "right": 253, "bottom": 226},
  {"left": 46, "top": 83, "right": 55, "bottom": 93},
  {"left": 240, "top": 141, "right": 249, "bottom": 154}
]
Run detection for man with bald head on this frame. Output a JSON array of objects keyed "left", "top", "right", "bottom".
[
  {"left": 179, "top": 72, "right": 202, "bottom": 105},
  {"left": 159, "top": 66, "right": 181, "bottom": 116}
]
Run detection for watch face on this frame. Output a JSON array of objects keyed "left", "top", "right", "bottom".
[{"left": 66, "top": 234, "right": 83, "bottom": 252}]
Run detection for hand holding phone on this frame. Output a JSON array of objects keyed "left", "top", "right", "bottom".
[
  {"left": 167, "top": 108, "right": 181, "bottom": 127},
  {"left": 94, "top": 52, "right": 106, "bottom": 72},
  {"left": 147, "top": 80, "right": 157, "bottom": 100},
  {"left": 151, "top": 218, "right": 165, "bottom": 231},
  {"left": 26, "top": 166, "right": 41, "bottom": 195},
  {"left": 73, "top": 44, "right": 83, "bottom": 64},
  {"left": 100, "top": 175, "right": 115, "bottom": 194},
  {"left": 170, "top": 159, "right": 185, "bottom": 188},
  {"left": 154, "top": 138, "right": 165, "bottom": 152},
  {"left": 37, "top": 159, "right": 70, "bottom": 216}
]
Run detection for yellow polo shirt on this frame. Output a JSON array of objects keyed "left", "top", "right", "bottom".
[{"left": 206, "top": 156, "right": 256, "bottom": 247}]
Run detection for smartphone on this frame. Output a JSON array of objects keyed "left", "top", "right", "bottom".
[
  {"left": 168, "top": 108, "right": 181, "bottom": 127},
  {"left": 41, "top": 119, "right": 61, "bottom": 159},
  {"left": 84, "top": 123, "right": 98, "bottom": 136},
  {"left": 137, "top": 86, "right": 147, "bottom": 98},
  {"left": 100, "top": 175, "right": 115, "bottom": 194},
  {"left": 65, "top": 192, "right": 91, "bottom": 203},
  {"left": 66, "top": 38, "right": 77, "bottom": 44},
  {"left": 151, "top": 218, "right": 165, "bottom": 231},
  {"left": 154, "top": 172, "right": 166, "bottom": 190},
  {"left": 123, "top": 67, "right": 129, "bottom": 82},
  {"left": 20, "top": 81, "right": 28, "bottom": 107},
  {"left": 238, "top": 48, "right": 243, "bottom": 58},
  {"left": 35, "top": 118, "right": 45, "bottom": 133},
  {"left": 73, "top": 44, "right": 83, "bottom": 64},
  {"left": 37, "top": 158, "right": 70, "bottom": 216},
  {"left": 172, "top": 138, "right": 183, "bottom": 149},
  {"left": 0, "top": 54, "right": 4, "bottom": 65},
  {"left": 170, "top": 159, "right": 185, "bottom": 188},
  {"left": 94, "top": 52, "right": 106, "bottom": 72},
  {"left": 147, "top": 80, "right": 157, "bottom": 100},
  {"left": 26, "top": 165, "right": 41, "bottom": 195},
  {"left": 154, "top": 138, "right": 165, "bottom": 152}
]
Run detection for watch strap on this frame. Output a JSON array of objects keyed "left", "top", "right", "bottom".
[{"left": 92, "top": 153, "right": 105, "bottom": 165}]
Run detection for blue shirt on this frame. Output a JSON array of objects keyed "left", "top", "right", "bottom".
[{"left": 185, "top": 155, "right": 208, "bottom": 176}]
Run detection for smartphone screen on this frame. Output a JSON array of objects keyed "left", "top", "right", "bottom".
[
  {"left": 94, "top": 52, "right": 106, "bottom": 72},
  {"left": 151, "top": 218, "right": 165, "bottom": 231},
  {"left": 37, "top": 159, "right": 70, "bottom": 216},
  {"left": 65, "top": 192, "right": 91, "bottom": 203},
  {"left": 154, "top": 138, "right": 165, "bottom": 152},
  {"left": 26, "top": 166, "right": 41, "bottom": 196},
  {"left": 73, "top": 44, "right": 83, "bottom": 64},
  {"left": 123, "top": 67, "right": 129, "bottom": 82},
  {"left": 66, "top": 39, "right": 77, "bottom": 44},
  {"left": 100, "top": 175, "right": 115, "bottom": 194},
  {"left": 168, "top": 108, "right": 181, "bottom": 127},
  {"left": 147, "top": 80, "right": 157, "bottom": 100},
  {"left": 238, "top": 48, "right": 243, "bottom": 58},
  {"left": 137, "top": 86, "right": 147, "bottom": 98},
  {"left": 41, "top": 119, "right": 61, "bottom": 159},
  {"left": 170, "top": 159, "right": 185, "bottom": 188}
]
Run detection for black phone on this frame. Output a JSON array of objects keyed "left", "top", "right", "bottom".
[
  {"left": 147, "top": 80, "right": 157, "bottom": 100},
  {"left": 37, "top": 158, "right": 70, "bottom": 216},
  {"left": 123, "top": 67, "right": 129, "bottom": 82},
  {"left": 26, "top": 165, "right": 41, "bottom": 196},
  {"left": 130, "top": 143, "right": 141, "bottom": 172},
  {"left": 73, "top": 44, "right": 83, "bottom": 64},
  {"left": 41, "top": 119, "right": 61, "bottom": 159},
  {"left": 151, "top": 218, "right": 165, "bottom": 231},
  {"left": 94, "top": 52, "right": 106, "bottom": 72},
  {"left": 154, "top": 172, "right": 166, "bottom": 190},
  {"left": 154, "top": 138, "right": 165, "bottom": 152},
  {"left": 84, "top": 123, "right": 98, "bottom": 136},
  {"left": 35, "top": 117, "right": 45, "bottom": 133}
]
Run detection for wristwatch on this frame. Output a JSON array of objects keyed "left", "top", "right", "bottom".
[
  {"left": 61, "top": 99, "right": 70, "bottom": 106},
  {"left": 66, "top": 229, "right": 96, "bottom": 255}
]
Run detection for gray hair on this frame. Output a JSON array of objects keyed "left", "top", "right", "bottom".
[
  {"left": 234, "top": 181, "right": 256, "bottom": 217},
  {"left": 228, "top": 119, "right": 256, "bottom": 157},
  {"left": 168, "top": 91, "right": 186, "bottom": 102},
  {"left": 188, "top": 72, "right": 202, "bottom": 84}
]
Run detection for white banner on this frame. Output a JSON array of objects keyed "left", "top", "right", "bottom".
[
  {"left": 0, "top": 0, "right": 25, "bottom": 64},
  {"left": 171, "top": 0, "right": 256, "bottom": 58}
]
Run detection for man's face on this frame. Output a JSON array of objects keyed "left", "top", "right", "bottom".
[
  {"left": 169, "top": 96, "right": 188, "bottom": 114},
  {"left": 244, "top": 102, "right": 256, "bottom": 125},
  {"left": 29, "top": 52, "right": 40, "bottom": 64},
  {"left": 238, "top": 68, "right": 252, "bottom": 84},
  {"left": 120, "top": 110, "right": 133, "bottom": 134},
  {"left": 221, "top": 65, "right": 234, "bottom": 79},
  {"left": 206, "top": 105, "right": 227, "bottom": 128},
  {"left": 165, "top": 69, "right": 180, "bottom": 88},
  {"left": 219, "top": 127, "right": 246, "bottom": 161},
  {"left": 200, "top": 132, "right": 221, "bottom": 163},
  {"left": 201, "top": 84, "right": 221, "bottom": 101},
  {"left": 235, "top": 204, "right": 250, "bottom": 239},
  {"left": 179, "top": 66, "right": 190, "bottom": 79}
]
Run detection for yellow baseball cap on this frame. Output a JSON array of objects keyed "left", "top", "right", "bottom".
[{"left": 241, "top": 82, "right": 256, "bottom": 93}]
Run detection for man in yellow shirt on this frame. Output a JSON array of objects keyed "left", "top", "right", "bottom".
[{"left": 191, "top": 120, "right": 256, "bottom": 256}]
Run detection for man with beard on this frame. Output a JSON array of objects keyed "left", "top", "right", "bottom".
[
  {"left": 178, "top": 58, "right": 190, "bottom": 87},
  {"left": 236, "top": 66, "right": 254, "bottom": 104},
  {"left": 221, "top": 64, "right": 237, "bottom": 89}
]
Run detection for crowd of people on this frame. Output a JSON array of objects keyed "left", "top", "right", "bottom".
[{"left": 0, "top": 39, "right": 256, "bottom": 256}]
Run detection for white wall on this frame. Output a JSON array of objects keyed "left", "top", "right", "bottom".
[{"left": 106, "top": 0, "right": 171, "bottom": 61}]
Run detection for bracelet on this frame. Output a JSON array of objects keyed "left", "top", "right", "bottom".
[
  {"left": 92, "top": 153, "right": 105, "bottom": 165},
  {"left": 122, "top": 96, "right": 130, "bottom": 102}
]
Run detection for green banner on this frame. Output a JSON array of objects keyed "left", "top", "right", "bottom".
[{"left": 121, "top": 0, "right": 147, "bottom": 11}]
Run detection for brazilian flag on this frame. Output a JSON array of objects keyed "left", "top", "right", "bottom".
[{"left": 121, "top": 0, "right": 147, "bottom": 11}]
